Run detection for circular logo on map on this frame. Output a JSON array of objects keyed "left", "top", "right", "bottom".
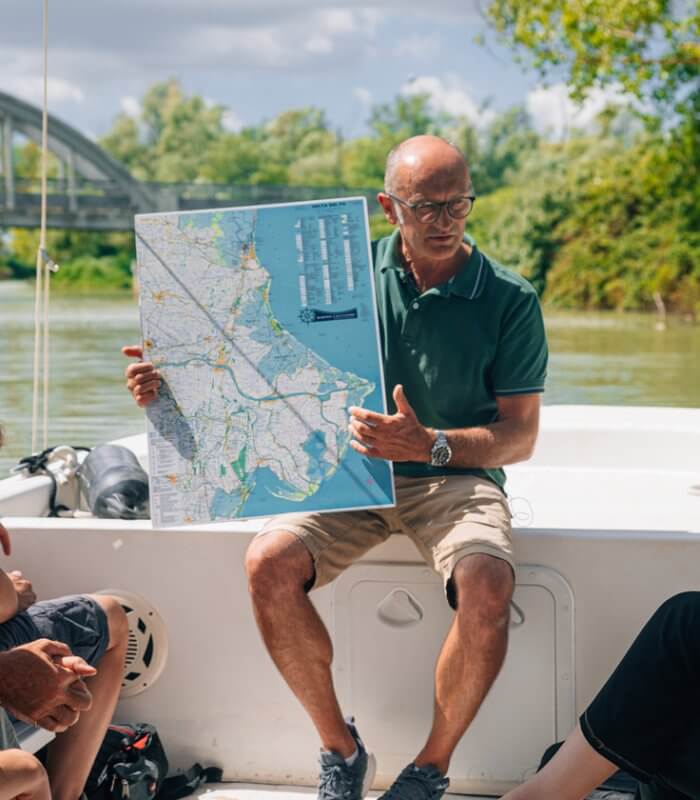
[{"left": 299, "top": 307, "right": 316, "bottom": 324}]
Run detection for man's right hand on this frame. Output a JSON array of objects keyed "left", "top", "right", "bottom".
[
  {"left": 0, "top": 639, "right": 96, "bottom": 731},
  {"left": 122, "top": 345, "right": 161, "bottom": 407}
]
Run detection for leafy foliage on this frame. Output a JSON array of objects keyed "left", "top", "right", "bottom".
[
  {"left": 487, "top": 0, "right": 700, "bottom": 110},
  {"left": 472, "top": 104, "right": 700, "bottom": 314},
  {"left": 4, "top": 77, "right": 698, "bottom": 314}
]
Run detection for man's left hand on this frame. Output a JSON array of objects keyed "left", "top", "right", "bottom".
[
  {"left": 348, "top": 384, "right": 434, "bottom": 462},
  {"left": 8, "top": 570, "right": 36, "bottom": 612}
]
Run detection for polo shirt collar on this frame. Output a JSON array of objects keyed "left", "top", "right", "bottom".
[{"left": 378, "top": 229, "right": 487, "bottom": 301}]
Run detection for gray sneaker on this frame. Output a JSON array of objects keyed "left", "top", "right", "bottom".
[
  {"left": 378, "top": 763, "right": 449, "bottom": 800},
  {"left": 318, "top": 718, "right": 376, "bottom": 800}
]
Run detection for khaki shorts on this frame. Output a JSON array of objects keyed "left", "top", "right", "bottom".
[{"left": 259, "top": 474, "right": 514, "bottom": 608}]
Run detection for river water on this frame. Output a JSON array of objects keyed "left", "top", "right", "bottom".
[{"left": 1, "top": 280, "right": 698, "bottom": 475}]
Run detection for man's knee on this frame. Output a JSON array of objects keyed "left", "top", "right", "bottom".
[
  {"left": 92, "top": 595, "right": 129, "bottom": 652},
  {"left": 245, "top": 531, "right": 314, "bottom": 598},
  {"left": 1, "top": 749, "right": 48, "bottom": 792},
  {"left": 451, "top": 554, "right": 514, "bottom": 628}
]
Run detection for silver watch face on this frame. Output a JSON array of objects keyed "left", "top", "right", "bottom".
[{"left": 430, "top": 433, "right": 452, "bottom": 467}]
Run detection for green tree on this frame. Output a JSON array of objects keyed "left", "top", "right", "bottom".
[
  {"left": 487, "top": 0, "right": 700, "bottom": 109},
  {"left": 369, "top": 94, "right": 439, "bottom": 140},
  {"left": 341, "top": 136, "right": 389, "bottom": 188},
  {"left": 200, "top": 131, "right": 263, "bottom": 184},
  {"left": 471, "top": 118, "right": 700, "bottom": 314},
  {"left": 99, "top": 115, "right": 149, "bottom": 179},
  {"left": 8, "top": 228, "right": 134, "bottom": 291},
  {"left": 101, "top": 79, "right": 226, "bottom": 182}
]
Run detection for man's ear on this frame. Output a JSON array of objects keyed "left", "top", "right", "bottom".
[{"left": 377, "top": 192, "right": 399, "bottom": 225}]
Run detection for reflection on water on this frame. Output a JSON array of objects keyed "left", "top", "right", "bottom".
[{"left": 1, "top": 281, "right": 698, "bottom": 475}]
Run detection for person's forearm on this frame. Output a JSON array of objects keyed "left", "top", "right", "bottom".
[
  {"left": 429, "top": 418, "right": 537, "bottom": 469},
  {"left": 0, "top": 571, "right": 18, "bottom": 623},
  {"left": 500, "top": 725, "right": 616, "bottom": 800}
]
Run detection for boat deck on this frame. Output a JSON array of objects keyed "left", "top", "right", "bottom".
[{"left": 198, "top": 786, "right": 492, "bottom": 800}]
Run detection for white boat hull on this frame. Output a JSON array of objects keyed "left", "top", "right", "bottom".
[{"left": 1, "top": 405, "right": 698, "bottom": 795}]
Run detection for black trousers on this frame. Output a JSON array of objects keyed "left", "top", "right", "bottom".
[{"left": 580, "top": 592, "right": 700, "bottom": 799}]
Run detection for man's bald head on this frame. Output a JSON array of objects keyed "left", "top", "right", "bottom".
[{"left": 384, "top": 135, "right": 471, "bottom": 196}]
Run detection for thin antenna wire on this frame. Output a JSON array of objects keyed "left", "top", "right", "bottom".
[{"left": 35, "top": 0, "right": 50, "bottom": 449}]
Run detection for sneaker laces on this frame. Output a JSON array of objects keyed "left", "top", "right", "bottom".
[
  {"left": 319, "top": 758, "right": 357, "bottom": 800},
  {"left": 383, "top": 764, "right": 449, "bottom": 800}
]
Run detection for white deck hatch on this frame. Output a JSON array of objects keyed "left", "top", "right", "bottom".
[{"left": 331, "top": 564, "right": 575, "bottom": 795}]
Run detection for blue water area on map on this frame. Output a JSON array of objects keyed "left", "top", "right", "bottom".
[
  {"left": 240, "top": 447, "right": 393, "bottom": 518},
  {"left": 178, "top": 202, "right": 385, "bottom": 416},
  {"left": 255, "top": 201, "right": 384, "bottom": 408},
  {"left": 211, "top": 486, "right": 244, "bottom": 518},
  {"left": 303, "top": 430, "right": 331, "bottom": 482},
  {"left": 242, "top": 467, "right": 297, "bottom": 511}
]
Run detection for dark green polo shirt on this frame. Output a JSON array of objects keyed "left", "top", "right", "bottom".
[{"left": 372, "top": 229, "right": 548, "bottom": 491}]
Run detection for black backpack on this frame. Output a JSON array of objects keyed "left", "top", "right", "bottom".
[{"left": 85, "top": 723, "right": 222, "bottom": 800}]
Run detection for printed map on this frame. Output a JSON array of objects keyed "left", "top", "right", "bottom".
[{"left": 135, "top": 198, "right": 394, "bottom": 528}]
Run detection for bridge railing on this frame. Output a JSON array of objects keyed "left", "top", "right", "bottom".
[
  {"left": 140, "top": 180, "right": 381, "bottom": 212},
  {"left": 0, "top": 178, "right": 382, "bottom": 231}
]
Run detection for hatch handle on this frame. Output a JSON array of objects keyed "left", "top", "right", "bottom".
[{"left": 510, "top": 600, "right": 525, "bottom": 627}]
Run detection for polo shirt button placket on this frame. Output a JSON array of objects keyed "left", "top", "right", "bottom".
[{"left": 412, "top": 301, "right": 420, "bottom": 310}]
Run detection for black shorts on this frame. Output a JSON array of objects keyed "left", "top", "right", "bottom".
[{"left": 0, "top": 594, "right": 110, "bottom": 666}]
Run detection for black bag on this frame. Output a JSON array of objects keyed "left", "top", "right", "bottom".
[
  {"left": 85, "top": 723, "right": 223, "bottom": 800},
  {"left": 85, "top": 723, "right": 168, "bottom": 800}
]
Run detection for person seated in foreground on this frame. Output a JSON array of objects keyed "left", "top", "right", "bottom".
[
  {"left": 0, "top": 638, "right": 97, "bottom": 800},
  {"left": 501, "top": 592, "right": 700, "bottom": 800},
  {"left": 0, "top": 516, "right": 129, "bottom": 800}
]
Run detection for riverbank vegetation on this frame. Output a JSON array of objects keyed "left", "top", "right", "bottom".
[{"left": 1, "top": 1, "right": 697, "bottom": 314}]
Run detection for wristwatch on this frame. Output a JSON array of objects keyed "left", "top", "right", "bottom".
[{"left": 430, "top": 430, "right": 452, "bottom": 467}]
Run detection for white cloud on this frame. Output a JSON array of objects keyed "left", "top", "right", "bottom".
[
  {"left": 353, "top": 87, "right": 373, "bottom": 107},
  {"left": 401, "top": 74, "right": 495, "bottom": 127},
  {"left": 120, "top": 95, "right": 140, "bottom": 118},
  {"left": 394, "top": 33, "right": 441, "bottom": 60},
  {"left": 305, "top": 35, "right": 334, "bottom": 55},
  {"left": 320, "top": 9, "right": 357, "bottom": 35},
  {"left": 527, "top": 82, "right": 632, "bottom": 139},
  {"left": 221, "top": 109, "right": 243, "bottom": 132},
  {"left": 0, "top": 74, "right": 84, "bottom": 106},
  {"left": 0, "top": 2, "right": 507, "bottom": 138}
]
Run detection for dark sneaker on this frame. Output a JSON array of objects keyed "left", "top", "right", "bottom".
[
  {"left": 318, "top": 718, "right": 376, "bottom": 800},
  {"left": 378, "top": 763, "right": 449, "bottom": 800}
]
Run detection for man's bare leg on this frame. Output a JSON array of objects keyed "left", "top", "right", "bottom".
[
  {"left": 46, "top": 596, "right": 129, "bottom": 800},
  {"left": 0, "top": 750, "right": 50, "bottom": 800},
  {"left": 414, "top": 554, "right": 514, "bottom": 774},
  {"left": 246, "top": 531, "right": 355, "bottom": 757}
]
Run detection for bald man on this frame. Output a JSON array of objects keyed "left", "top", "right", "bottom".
[{"left": 125, "top": 135, "right": 548, "bottom": 800}]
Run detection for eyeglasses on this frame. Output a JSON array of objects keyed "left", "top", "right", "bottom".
[{"left": 388, "top": 193, "right": 476, "bottom": 224}]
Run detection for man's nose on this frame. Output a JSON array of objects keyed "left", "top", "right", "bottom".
[{"left": 434, "top": 203, "right": 453, "bottom": 226}]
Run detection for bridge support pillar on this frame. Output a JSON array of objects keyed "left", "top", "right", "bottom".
[
  {"left": 67, "top": 150, "right": 78, "bottom": 213},
  {"left": 1, "top": 115, "right": 15, "bottom": 210}
]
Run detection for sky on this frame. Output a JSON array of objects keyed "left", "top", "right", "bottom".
[{"left": 0, "top": 1, "right": 627, "bottom": 142}]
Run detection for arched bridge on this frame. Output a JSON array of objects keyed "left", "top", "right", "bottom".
[{"left": 0, "top": 91, "right": 378, "bottom": 231}]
